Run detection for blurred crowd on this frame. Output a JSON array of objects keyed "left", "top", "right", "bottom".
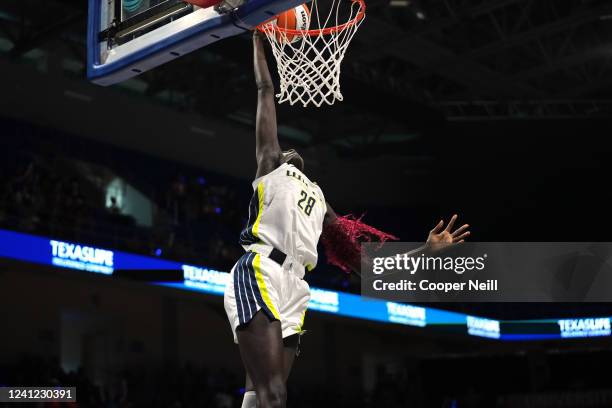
[
  {"left": 1, "top": 352, "right": 611, "bottom": 408},
  {"left": 0, "top": 355, "right": 393, "bottom": 408},
  {"left": 0, "top": 120, "right": 260, "bottom": 271},
  {"left": 0, "top": 152, "right": 243, "bottom": 270},
  {"left": 0, "top": 118, "right": 354, "bottom": 289},
  {"left": 0, "top": 354, "right": 241, "bottom": 408}
]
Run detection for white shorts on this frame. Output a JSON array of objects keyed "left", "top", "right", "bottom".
[{"left": 224, "top": 250, "right": 310, "bottom": 343}]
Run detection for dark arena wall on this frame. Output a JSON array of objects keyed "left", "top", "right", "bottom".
[{"left": 0, "top": 259, "right": 450, "bottom": 405}]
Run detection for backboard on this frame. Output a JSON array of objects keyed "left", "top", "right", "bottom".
[{"left": 87, "top": 0, "right": 304, "bottom": 86}]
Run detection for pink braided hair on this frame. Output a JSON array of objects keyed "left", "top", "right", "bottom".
[{"left": 321, "top": 214, "right": 398, "bottom": 273}]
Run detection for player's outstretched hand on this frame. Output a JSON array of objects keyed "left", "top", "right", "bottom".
[{"left": 425, "top": 214, "right": 470, "bottom": 253}]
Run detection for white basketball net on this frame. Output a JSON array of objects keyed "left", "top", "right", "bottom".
[{"left": 259, "top": 0, "right": 365, "bottom": 107}]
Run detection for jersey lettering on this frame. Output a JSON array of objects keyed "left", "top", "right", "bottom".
[{"left": 297, "top": 190, "right": 316, "bottom": 216}]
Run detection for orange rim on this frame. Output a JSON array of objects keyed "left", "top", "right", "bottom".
[{"left": 257, "top": 0, "right": 365, "bottom": 37}]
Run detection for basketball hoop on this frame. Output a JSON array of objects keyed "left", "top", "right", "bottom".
[{"left": 257, "top": 0, "right": 366, "bottom": 107}]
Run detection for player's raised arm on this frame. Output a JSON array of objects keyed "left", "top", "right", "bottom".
[{"left": 253, "top": 31, "right": 282, "bottom": 179}]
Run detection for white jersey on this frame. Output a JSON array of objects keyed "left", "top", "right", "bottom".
[{"left": 239, "top": 163, "right": 326, "bottom": 271}]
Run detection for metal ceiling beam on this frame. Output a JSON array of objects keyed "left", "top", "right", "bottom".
[
  {"left": 358, "top": 16, "right": 543, "bottom": 99},
  {"left": 438, "top": 99, "right": 612, "bottom": 121},
  {"left": 359, "top": 0, "right": 529, "bottom": 59},
  {"left": 464, "top": 4, "right": 612, "bottom": 61},
  {"left": 560, "top": 78, "right": 612, "bottom": 98},
  {"left": 8, "top": 11, "right": 83, "bottom": 57},
  {"left": 0, "top": 20, "right": 15, "bottom": 43},
  {"left": 514, "top": 44, "right": 612, "bottom": 80}
]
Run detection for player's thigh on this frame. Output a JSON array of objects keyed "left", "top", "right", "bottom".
[
  {"left": 282, "top": 334, "right": 300, "bottom": 381},
  {"left": 237, "top": 310, "right": 285, "bottom": 387},
  {"left": 244, "top": 335, "right": 298, "bottom": 391}
]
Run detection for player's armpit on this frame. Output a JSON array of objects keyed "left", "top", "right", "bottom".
[
  {"left": 324, "top": 201, "right": 338, "bottom": 226},
  {"left": 256, "top": 150, "right": 282, "bottom": 179}
]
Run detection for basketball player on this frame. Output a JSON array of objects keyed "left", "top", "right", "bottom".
[{"left": 224, "top": 32, "right": 471, "bottom": 408}]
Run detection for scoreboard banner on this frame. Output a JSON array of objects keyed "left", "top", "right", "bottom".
[{"left": 0, "top": 229, "right": 610, "bottom": 341}]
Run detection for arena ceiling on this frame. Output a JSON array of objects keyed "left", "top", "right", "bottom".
[{"left": 1, "top": 0, "right": 612, "bottom": 151}]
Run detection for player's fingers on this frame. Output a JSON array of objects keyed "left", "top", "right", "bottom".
[
  {"left": 444, "top": 214, "right": 458, "bottom": 231},
  {"left": 451, "top": 224, "right": 469, "bottom": 237},
  {"left": 453, "top": 231, "right": 470, "bottom": 242},
  {"left": 431, "top": 220, "right": 444, "bottom": 233}
]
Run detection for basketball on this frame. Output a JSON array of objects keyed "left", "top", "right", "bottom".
[
  {"left": 183, "top": 0, "right": 223, "bottom": 8},
  {"left": 274, "top": 4, "right": 310, "bottom": 43}
]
